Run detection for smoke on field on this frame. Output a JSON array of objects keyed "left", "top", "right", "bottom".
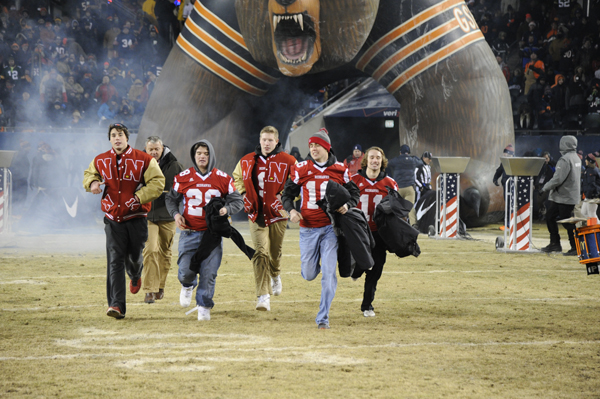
[{"left": 4, "top": 128, "right": 139, "bottom": 235}]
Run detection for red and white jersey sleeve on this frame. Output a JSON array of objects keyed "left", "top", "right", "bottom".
[
  {"left": 173, "top": 167, "right": 236, "bottom": 231},
  {"left": 352, "top": 174, "right": 398, "bottom": 231},
  {"left": 291, "top": 160, "right": 350, "bottom": 228}
]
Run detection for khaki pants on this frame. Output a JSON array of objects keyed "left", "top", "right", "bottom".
[
  {"left": 142, "top": 220, "right": 176, "bottom": 293},
  {"left": 398, "top": 186, "right": 417, "bottom": 226},
  {"left": 249, "top": 219, "right": 287, "bottom": 296}
]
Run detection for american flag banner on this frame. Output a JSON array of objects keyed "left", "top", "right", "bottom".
[
  {"left": 508, "top": 176, "right": 531, "bottom": 250},
  {"left": 439, "top": 173, "right": 458, "bottom": 237}
]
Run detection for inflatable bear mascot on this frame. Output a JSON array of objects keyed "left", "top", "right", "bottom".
[{"left": 139, "top": 0, "right": 513, "bottom": 226}]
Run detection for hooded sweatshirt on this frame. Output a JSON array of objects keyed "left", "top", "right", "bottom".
[
  {"left": 541, "top": 135, "right": 581, "bottom": 205},
  {"left": 165, "top": 139, "right": 243, "bottom": 230}
]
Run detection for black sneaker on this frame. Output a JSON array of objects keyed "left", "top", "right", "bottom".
[
  {"left": 317, "top": 323, "right": 330, "bottom": 330},
  {"left": 563, "top": 248, "right": 578, "bottom": 256},
  {"left": 541, "top": 243, "right": 562, "bottom": 253}
]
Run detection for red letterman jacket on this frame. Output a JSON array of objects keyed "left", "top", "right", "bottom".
[
  {"left": 83, "top": 145, "right": 165, "bottom": 223},
  {"left": 233, "top": 145, "right": 296, "bottom": 226}
]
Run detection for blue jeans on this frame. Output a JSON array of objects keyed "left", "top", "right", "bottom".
[
  {"left": 177, "top": 230, "right": 223, "bottom": 308},
  {"left": 299, "top": 225, "right": 338, "bottom": 326}
]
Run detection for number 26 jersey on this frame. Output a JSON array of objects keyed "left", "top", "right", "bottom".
[{"left": 173, "top": 167, "right": 236, "bottom": 231}]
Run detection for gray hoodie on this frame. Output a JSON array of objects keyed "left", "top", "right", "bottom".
[
  {"left": 541, "top": 135, "right": 581, "bottom": 205},
  {"left": 165, "top": 139, "right": 243, "bottom": 219}
]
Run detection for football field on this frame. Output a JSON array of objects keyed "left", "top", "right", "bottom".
[{"left": 1, "top": 222, "right": 599, "bottom": 398}]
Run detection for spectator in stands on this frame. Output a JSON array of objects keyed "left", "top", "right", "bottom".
[
  {"left": 14, "top": 41, "right": 30, "bottom": 66},
  {"left": 538, "top": 87, "right": 554, "bottom": 130},
  {"left": 40, "top": 68, "right": 67, "bottom": 104},
  {"left": 544, "top": 20, "right": 559, "bottom": 45},
  {"left": 95, "top": 75, "right": 118, "bottom": 104},
  {"left": 2, "top": 56, "right": 23, "bottom": 87},
  {"left": 127, "top": 78, "right": 145, "bottom": 113},
  {"left": 48, "top": 99, "right": 68, "bottom": 127},
  {"left": 551, "top": 74, "right": 567, "bottom": 126},
  {"left": 65, "top": 75, "right": 84, "bottom": 98},
  {"left": 98, "top": 97, "right": 119, "bottom": 123},
  {"left": 116, "top": 22, "right": 137, "bottom": 62},
  {"left": 575, "top": 38, "right": 595, "bottom": 75},
  {"left": 520, "top": 35, "right": 539, "bottom": 69},
  {"left": 516, "top": 13, "right": 534, "bottom": 46},
  {"left": 528, "top": 75, "right": 548, "bottom": 127},
  {"left": 78, "top": 22, "right": 99, "bottom": 57},
  {"left": 104, "top": 23, "right": 121, "bottom": 59},
  {"left": 508, "top": 68, "right": 524, "bottom": 102},
  {"left": 15, "top": 91, "right": 42, "bottom": 128},
  {"left": 587, "top": 80, "right": 600, "bottom": 114},
  {"left": 548, "top": 25, "right": 570, "bottom": 69},
  {"left": 491, "top": 31, "right": 510, "bottom": 59},
  {"left": 524, "top": 51, "right": 545, "bottom": 95},
  {"left": 566, "top": 72, "right": 587, "bottom": 114}
]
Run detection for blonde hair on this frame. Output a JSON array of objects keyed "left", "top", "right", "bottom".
[
  {"left": 360, "top": 146, "right": 388, "bottom": 171},
  {"left": 260, "top": 126, "right": 279, "bottom": 139}
]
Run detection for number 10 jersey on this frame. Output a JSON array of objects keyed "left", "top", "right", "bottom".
[{"left": 290, "top": 160, "right": 350, "bottom": 228}]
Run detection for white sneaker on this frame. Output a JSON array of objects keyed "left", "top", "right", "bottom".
[
  {"left": 179, "top": 285, "right": 194, "bottom": 307},
  {"left": 256, "top": 294, "right": 270, "bottom": 311},
  {"left": 198, "top": 306, "right": 211, "bottom": 321},
  {"left": 271, "top": 275, "right": 282, "bottom": 296},
  {"left": 363, "top": 310, "right": 376, "bottom": 317}
]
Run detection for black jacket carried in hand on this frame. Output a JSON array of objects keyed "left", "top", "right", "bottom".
[
  {"left": 316, "top": 181, "right": 374, "bottom": 277},
  {"left": 374, "top": 187, "right": 421, "bottom": 258},
  {"left": 190, "top": 197, "right": 254, "bottom": 273}
]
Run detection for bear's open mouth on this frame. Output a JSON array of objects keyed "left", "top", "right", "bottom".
[{"left": 272, "top": 12, "right": 315, "bottom": 64}]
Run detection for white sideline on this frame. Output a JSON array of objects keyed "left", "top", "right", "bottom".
[{"left": 2, "top": 339, "right": 600, "bottom": 363}]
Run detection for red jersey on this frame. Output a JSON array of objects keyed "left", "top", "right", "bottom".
[
  {"left": 291, "top": 159, "right": 350, "bottom": 228},
  {"left": 173, "top": 167, "right": 236, "bottom": 231},
  {"left": 352, "top": 173, "right": 398, "bottom": 231}
]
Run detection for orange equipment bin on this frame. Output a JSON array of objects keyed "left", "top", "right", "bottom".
[{"left": 575, "top": 224, "right": 600, "bottom": 275}]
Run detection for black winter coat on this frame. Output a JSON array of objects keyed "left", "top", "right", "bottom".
[
  {"left": 374, "top": 188, "right": 421, "bottom": 258},
  {"left": 147, "top": 148, "right": 184, "bottom": 222},
  {"left": 316, "top": 181, "right": 373, "bottom": 277}
]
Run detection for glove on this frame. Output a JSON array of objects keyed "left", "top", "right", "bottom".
[{"left": 493, "top": 180, "right": 500, "bottom": 186}]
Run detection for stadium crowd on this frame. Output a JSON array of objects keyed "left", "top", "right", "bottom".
[
  {"left": 0, "top": 0, "right": 190, "bottom": 130},
  {"left": 472, "top": 0, "right": 600, "bottom": 131},
  {"left": 2, "top": 0, "right": 600, "bottom": 131}
]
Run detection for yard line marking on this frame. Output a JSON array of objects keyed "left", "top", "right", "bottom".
[
  {"left": 2, "top": 339, "right": 600, "bottom": 363},
  {"left": 0, "top": 280, "right": 47, "bottom": 285}
]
